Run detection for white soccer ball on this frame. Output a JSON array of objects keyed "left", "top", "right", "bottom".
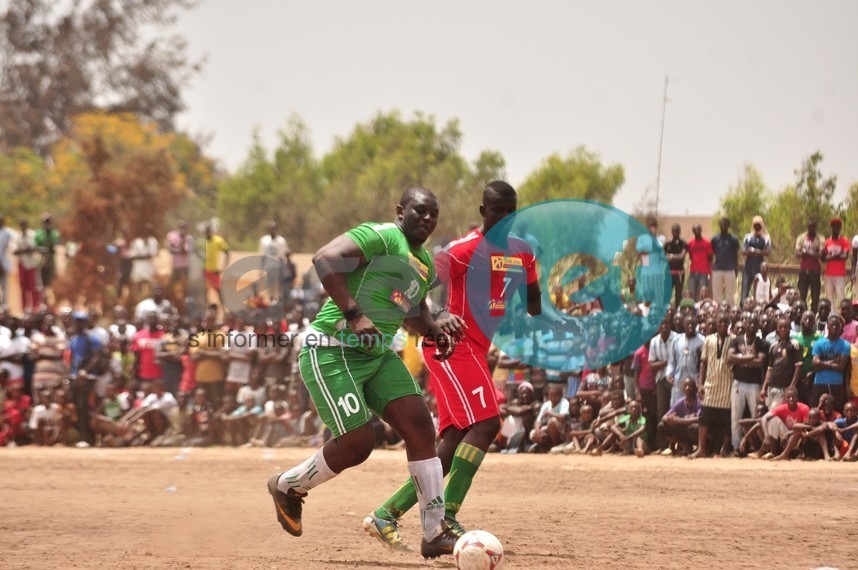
[{"left": 453, "top": 530, "right": 504, "bottom": 570}]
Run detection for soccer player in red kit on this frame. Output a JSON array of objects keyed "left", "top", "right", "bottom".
[{"left": 364, "top": 181, "right": 543, "bottom": 552}]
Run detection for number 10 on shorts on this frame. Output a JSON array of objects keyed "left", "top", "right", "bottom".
[{"left": 338, "top": 393, "right": 360, "bottom": 416}]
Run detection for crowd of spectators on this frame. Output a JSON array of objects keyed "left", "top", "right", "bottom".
[{"left": 1, "top": 213, "right": 857, "bottom": 463}]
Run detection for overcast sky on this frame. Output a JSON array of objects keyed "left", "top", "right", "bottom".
[{"left": 176, "top": 0, "right": 858, "bottom": 217}]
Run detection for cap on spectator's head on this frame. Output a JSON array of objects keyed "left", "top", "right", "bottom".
[
  {"left": 830, "top": 217, "right": 842, "bottom": 226},
  {"left": 72, "top": 311, "right": 88, "bottom": 321},
  {"left": 519, "top": 381, "right": 534, "bottom": 392}
]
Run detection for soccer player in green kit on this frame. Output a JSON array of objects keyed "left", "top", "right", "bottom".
[
  {"left": 364, "top": 181, "right": 545, "bottom": 552},
  {"left": 267, "top": 187, "right": 463, "bottom": 558}
]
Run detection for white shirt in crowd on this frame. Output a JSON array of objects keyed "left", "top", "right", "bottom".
[
  {"left": 0, "top": 332, "right": 32, "bottom": 381},
  {"left": 260, "top": 234, "right": 290, "bottom": 266},
  {"left": 134, "top": 298, "right": 174, "bottom": 322},
  {"left": 130, "top": 236, "right": 159, "bottom": 284},
  {"left": 141, "top": 391, "right": 178, "bottom": 418},
  {"left": 14, "top": 228, "right": 41, "bottom": 270}
]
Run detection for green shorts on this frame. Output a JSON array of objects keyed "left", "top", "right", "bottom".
[{"left": 299, "top": 345, "right": 422, "bottom": 438}]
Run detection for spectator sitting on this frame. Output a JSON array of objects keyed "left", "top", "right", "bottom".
[
  {"left": 736, "top": 404, "right": 768, "bottom": 457},
  {"left": 496, "top": 382, "right": 539, "bottom": 453},
  {"left": 27, "top": 389, "right": 59, "bottom": 446},
  {"left": 562, "top": 404, "right": 597, "bottom": 454},
  {"left": 830, "top": 402, "right": 858, "bottom": 461},
  {"left": 755, "top": 388, "right": 809, "bottom": 459},
  {"left": 605, "top": 400, "right": 647, "bottom": 457},
  {"left": 223, "top": 394, "right": 263, "bottom": 446},
  {"left": 658, "top": 379, "right": 701, "bottom": 456},
  {"left": 530, "top": 383, "right": 569, "bottom": 453},
  {"left": 186, "top": 388, "right": 214, "bottom": 447},
  {"left": 151, "top": 391, "right": 192, "bottom": 447}
]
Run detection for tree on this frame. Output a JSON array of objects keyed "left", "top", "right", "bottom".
[
  {"left": 0, "top": 0, "right": 201, "bottom": 154},
  {"left": 314, "top": 111, "right": 502, "bottom": 248},
  {"left": 517, "top": 146, "right": 625, "bottom": 205},
  {"left": 218, "top": 117, "right": 322, "bottom": 251},
  {"left": 715, "top": 164, "right": 770, "bottom": 244},
  {"left": 51, "top": 113, "right": 190, "bottom": 307},
  {"left": 793, "top": 151, "right": 837, "bottom": 227},
  {"left": 0, "top": 147, "right": 51, "bottom": 219}
]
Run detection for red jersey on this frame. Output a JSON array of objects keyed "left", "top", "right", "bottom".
[
  {"left": 687, "top": 237, "right": 714, "bottom": 274},
  {"left": 437, "top": 229, "right": 538, "bottom": 352},
  {"left": 770, "top": 402, "right": 810, "bottom": 429}
]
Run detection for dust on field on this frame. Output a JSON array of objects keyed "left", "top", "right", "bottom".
[{"left": 1, "top": 447, "right": 854, "bottom": 570}]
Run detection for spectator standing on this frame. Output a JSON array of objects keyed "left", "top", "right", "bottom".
[
  {"left": 34, "top": 214, "right": 61, "bottom": 303},
  {"left": 665, "top": 315, "right": 705, "bottom": 407},
  {"left": 687, "top": 224, "right": 713, "bottom": 301},
  {"left": 130, "top": 224, "right": 159, "bottom": 302},
  {"left": 852, "top": 230, "right": 858, "bottom": 297},
  {"left": 741, "top": 216, "right": 771, "bottom": 303},
  {"left": 792, "top": 310, "right": 822, "bottom": 406},
  {"left": 190, "top": 308, "right": 226, "bottom": 406},
  {"left": 812, "top": 315, "right": 851, "bottom": 410},
  {"left": 794, "top": 220, "right": 824, "bottom": 312},
  {"left": 30, "top": 314, "right": 67, "bottom": 395},
  {"left": 0, "top": 215, "right": 12, "bottom": 308},
  {"left": 13, "top": 219, "right": 41, "bottom": 312},
  {"left": 760, "top": 317, "right": 802, "bottom": 409},
  {"left": 204, "top": 225, "right": 230, "bottom": 307},
  {"left": 259, "top": 221, "right": 290, "bottom": 306},
  {"left": 690, "top": 315, "right": 733, "bottom": 458},
  {"left": 166, "top": 221, "right": 194, "bottom": 311},
  {"left": 134, "top": 285, "right": 174, "bottom": 323},
  {"left": 837, "top": 299, "right": 856, "bottom": 345},
  {"left": 727, "top": 315, "right": 768, "bottom": 451},
  {"left": 710, "top": 218, "right": 740, "bottom": 306},
  {"left": 664, "top": 224, "right": 688, "bottom": 308},
  {"left": 821, "top": 218, "right": 850, "bottom": 306},
  {"left": 648, "top": 319, "right": 676, "bottom": 449},
  {"left": 132, "top": 312, "right": 164, "bottom": 390}
]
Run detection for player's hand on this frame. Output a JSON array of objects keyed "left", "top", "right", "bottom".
[
  {"left": 435, "top": 314, "right": 466, "bottom": 341},
  {"left": 759, "top": 389, "right": 766, "bottom": 403},
  {"left": 347, "top": 314, "right": 382, "bottom": 347},
  {"left": 424, "top": 332, "right": 456, "bottom": 361}
]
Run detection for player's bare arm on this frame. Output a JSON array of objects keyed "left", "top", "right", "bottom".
[{"left": 312, "top": 233, "right": 381, "bottom": 343}]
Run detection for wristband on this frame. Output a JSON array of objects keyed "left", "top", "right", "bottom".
[{"left": 343, "top": 306, "right": 363, "bottom": 321}]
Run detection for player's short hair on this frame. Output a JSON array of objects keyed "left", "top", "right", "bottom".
[
  {"left": 483, "top": 180, "right": 516, "bottom": 201},
  {"left": 399, "top": 187, "right": 437, "bottom": 207}
]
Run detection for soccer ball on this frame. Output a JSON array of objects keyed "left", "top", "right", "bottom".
[{"left": 453, "top": 530, "right": 504, "bottom": 570}]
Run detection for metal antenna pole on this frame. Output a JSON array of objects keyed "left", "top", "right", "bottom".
[{"left": 654, "top": 76, "right": 668, "bottom": 217}]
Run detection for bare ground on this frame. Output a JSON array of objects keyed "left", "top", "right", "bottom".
[{"left": 1, "top": 447, "right": 854, "bottom": 570}]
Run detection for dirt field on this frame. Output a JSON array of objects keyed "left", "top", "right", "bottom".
[{"left": 1, "top": 447, "right": 854, "bottom": 570}]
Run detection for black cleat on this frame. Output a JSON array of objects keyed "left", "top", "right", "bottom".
[
  {"left": 267, "top": 474, "right": 307, "bottom": 536},
  {"left": 444, "top": 516, "right": 467, "bottom": 539},
  {"left": 420, "top": 522, "right": 459, "bottom": 559}
]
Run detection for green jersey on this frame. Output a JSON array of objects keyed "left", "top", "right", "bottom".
[
  {"left": 310, "top": 222, "right": 435, "bottom": 356},
  {"left": 791, "top": 330, "right": 822, "bottom": 376},
  {"left": 617, "top": 413, "right": 646, "bottom": 439}
]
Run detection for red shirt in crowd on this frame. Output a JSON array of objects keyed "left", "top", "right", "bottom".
[
  {"left": 823, "top": 236, "right": 850, "bottom": 277},
  {"left": 771, "top": 402, "right": 810, "bottom": 429},
  {"left": 687, "top": 237, "right": 714, "bottom": 275},
  {"left": 132, "top": 328, "right": 164, "bottom": 381}
]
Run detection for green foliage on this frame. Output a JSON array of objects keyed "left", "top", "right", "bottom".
[
  {"left": 716, "top": 155, "right": 850, "bottom": 264},
  {"left": 218, "top": 117, "right": 322, "bottom": 251},
  {"left": 714, "top": 164, "right": 771, "bottom": 244},
  {"left": 0, "top": 147, "right": 51, "bottom": 220},
  {"left": 518, "top": 146, "right": 625, "bottom": 205}
]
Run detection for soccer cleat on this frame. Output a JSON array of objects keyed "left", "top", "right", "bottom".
[
  {"left": 267, "top": 474, "right": 307, "bottom": 536},
  {"left": 444, "top": 516, "right": 467, "bottom": 539},
  {"left": 420, "top": 522, "right": 459, "bottom": 559},
  {"left": 362, "top": 513, "right": 414, "bottom": 552}
]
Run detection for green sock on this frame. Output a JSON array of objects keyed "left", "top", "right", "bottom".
[
  {"left": 375, "top": 479, "right": 418, "bottom": 521},
  {"left": 444, "top": 442, "right": 485, "bottom": 520}
]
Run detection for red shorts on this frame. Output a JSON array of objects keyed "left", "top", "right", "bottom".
[
  {"left": 205, "top": 270, "right": 221, "bottom": 291},
  {"left": 423, "top": 341, "right": 499, "bottom": 433}
]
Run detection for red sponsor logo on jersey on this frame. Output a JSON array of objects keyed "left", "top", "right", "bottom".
[
  {"left": 491, "top": 255, "right": 524, "bottom": 272},
  {"left": 390, "top": 289, "right": 412, "bottom": 312}
]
